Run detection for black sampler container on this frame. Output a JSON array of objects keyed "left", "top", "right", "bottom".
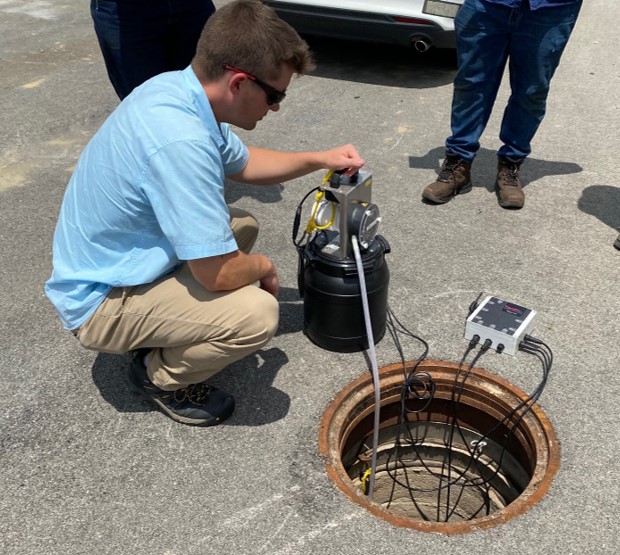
[{"left": 301, "top": 234, "right": 390, "bottom": 353}]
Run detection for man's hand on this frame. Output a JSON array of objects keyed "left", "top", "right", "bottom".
[
  {"left": 259, "top": 267, "right": 280, "bottom": 298},
  {"left": 321, "top": 144, "right": 365, "bottom": 177}
]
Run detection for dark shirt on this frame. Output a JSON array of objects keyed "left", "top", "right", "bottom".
[{"left": 483, "top": 0, "right": 581, "bottom": 9}]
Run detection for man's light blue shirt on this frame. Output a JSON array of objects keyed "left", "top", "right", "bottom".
[
  {"left": 45, "top": 66, "right": 249, "bottom": 330},
  {"left": 483, "top": 0, "right": 581, "bottom": 8}
]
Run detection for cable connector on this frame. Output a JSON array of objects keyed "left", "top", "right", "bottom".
[{"left": 468, "top": 292, "right": 483, "bottom": 316}]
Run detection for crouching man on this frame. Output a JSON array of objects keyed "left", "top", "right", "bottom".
[{"left": 45, "top": 0, "right": 364, "bottom": 426}]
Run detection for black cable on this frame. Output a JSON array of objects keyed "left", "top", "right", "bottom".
[
  {"left": 379, "top": 307, "right": 445, "bottom": 497},
  {"left": 292, "top": 186, "right": 322, "bottom": 297},
  {"left": 292, "top": 186, "right": 320, "bottom": 248},
  {"left": 384, "top": 337, "right": 502, "bottom": 505},
  {"left": 385, "top": 334, "right": 552, "bottom": 522},
  {"left": 441, "top": 334, "right": 553, "bottom": 520},
  {"left": 359, "top": 302, "right": 554, "bottom": 523},
  {"left": 443, "top": 339, "right": 492, "bottom": 520},
  {"left": 385, "top": 306, "right": 434, "bottom": 413},
  {"left": 466, "top": 338, "right": 552, "bottom": 498},
  {"left": 387, "top": 306, "right": 429, "bottom": 380},
  {"left": 383, "top": 328, "right": 490, "bottom": 498},
  {"left": 468, "top": 292, "right": 484, "bottom": 316}
]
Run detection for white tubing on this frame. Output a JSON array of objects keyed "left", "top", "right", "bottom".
[{"left": 351, "top": 235, "right": 381, "bottom": 499}]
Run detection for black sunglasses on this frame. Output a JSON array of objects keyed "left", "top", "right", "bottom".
[{"left": 224, "top": 64, "right": 287, "bottom": 105}]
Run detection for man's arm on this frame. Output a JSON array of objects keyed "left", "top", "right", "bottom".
[
  {"left": 229, "top": 145, "right": 365, "bottom": 185},
  {"left": 188, "top": 250, "right": 279, "bottom": 297}
]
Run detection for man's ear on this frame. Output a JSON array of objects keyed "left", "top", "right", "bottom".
[{"left": 228, "top": 72, "right": 247, "bottom": 96}]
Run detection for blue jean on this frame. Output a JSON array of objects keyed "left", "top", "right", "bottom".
[
  {"left": 446, "top": 0, "right": 582, "bottom": 162},
  {"left": 91, "top": 0, "right": 215, "bottom": 100}
]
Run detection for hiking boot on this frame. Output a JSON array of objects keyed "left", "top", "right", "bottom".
[
  {"left": 127, "top": 349, "right": 235, "bottom": 426},
  {"left": 496, "top": 157, "right": 525, "bottom": 209},
  {"left": 422, "top": 154, "right": 472, "bottom": 204},
  {"left": 615, "top": 233, "right": 620, "bottom": 250}
]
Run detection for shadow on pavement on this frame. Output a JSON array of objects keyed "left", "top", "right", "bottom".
[
  {"left": 410, "top": 146, "right": 583, "bottom": 192},
  {"left": 277, "top": 286, "right": 304, "bottom": 336},
  {"left": 305, "top": 36, "right": 457, "bottom": 88},
  {"left": 224, "top": 180, "right": 285, "bottom": 205},
  {"left": 91, "top": 347, "right": 291, "bottom": 426},
  {"left": 578, "top": 184, "right": 620, "bottom": 232}
]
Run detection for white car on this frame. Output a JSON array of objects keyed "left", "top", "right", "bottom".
[{"left": 263, "top": 0, "right": 464, "bottom": 51}]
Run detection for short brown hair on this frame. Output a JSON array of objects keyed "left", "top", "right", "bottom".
[{"left": 192, "top": 0, "right": 315, "bottom": 82}]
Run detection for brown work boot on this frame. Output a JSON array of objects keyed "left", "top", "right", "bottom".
[
  {"left": 422, "top": 155, "right": 472, "bottom": 204},
  {"left": 496, "top": 157, "right": 525, "bottom": 209}
]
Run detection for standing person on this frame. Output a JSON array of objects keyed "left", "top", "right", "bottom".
[
  {"left": 46, "top": 0, "right": 365, "bottom": 427},
  {"left": 422, "top": 0, "right": 582, "bottom": 209},
  {"left": 91, "top": 0, "right": 216, "bottom": 99}
]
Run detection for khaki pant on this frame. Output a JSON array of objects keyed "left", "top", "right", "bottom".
[{"left": 76, "top": 208, "right": 279, "bottom": 390}]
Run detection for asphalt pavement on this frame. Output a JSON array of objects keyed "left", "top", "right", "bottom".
[{"left": 1, "top": 1, "right": 618, "bottom": 554}]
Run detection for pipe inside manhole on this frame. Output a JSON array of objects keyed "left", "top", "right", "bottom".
[{"left": 319, "top": 360, "right": 559, "bottom": 534}]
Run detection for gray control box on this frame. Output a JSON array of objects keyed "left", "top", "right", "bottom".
[{"left": 464, "top": 296, "right": 536, "bottom": 355}]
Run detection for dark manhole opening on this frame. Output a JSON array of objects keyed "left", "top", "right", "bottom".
[{"left": 319, "top": 360, "right": 560, "bottom": 534}]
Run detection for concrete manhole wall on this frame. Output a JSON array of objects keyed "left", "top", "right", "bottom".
[{"left": 318, "top": 360, "right": 560, "bottom": 535}]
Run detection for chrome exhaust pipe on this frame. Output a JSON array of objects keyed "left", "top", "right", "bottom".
[{"left": 412, "top": 37, "right": 431, "bottom": 53}]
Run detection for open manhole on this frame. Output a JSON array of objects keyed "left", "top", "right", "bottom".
[{"left": 319, "top": 360, "right": 559, "bottom": 534}]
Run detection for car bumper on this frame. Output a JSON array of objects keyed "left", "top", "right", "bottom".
[{"left": 263, "top": 1, "right": 457, "bottom": 49}]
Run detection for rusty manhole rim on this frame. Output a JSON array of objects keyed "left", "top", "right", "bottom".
[{"left": 318, "top": 359, "right": 560, "bottom": 535}]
